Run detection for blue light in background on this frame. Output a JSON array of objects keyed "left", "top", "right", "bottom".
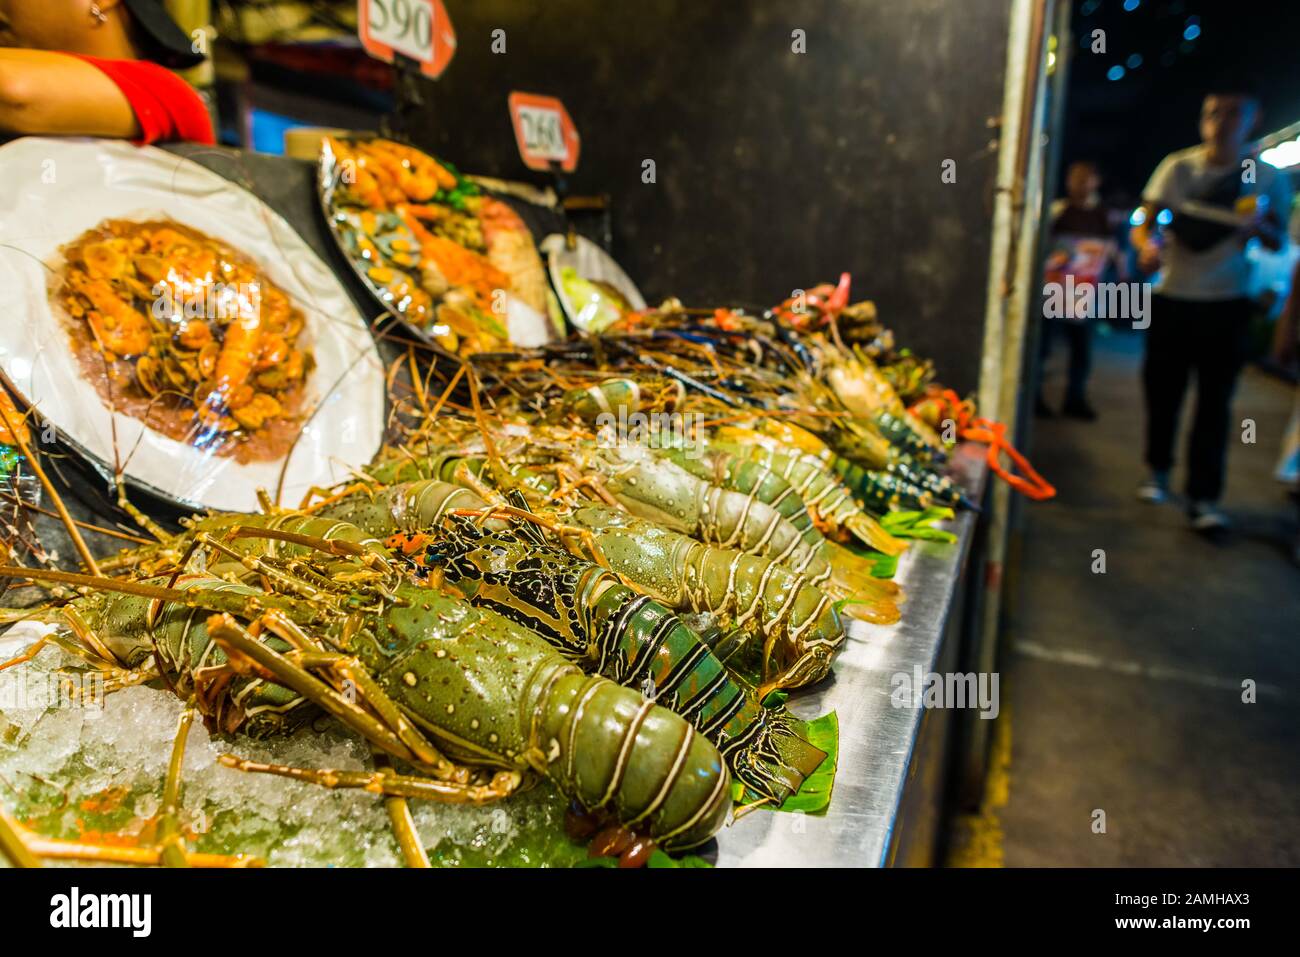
[
  {"left": 1123, "top": 0, "right": 1140, "bottom": 11},
  {"left": 1183, "top": 23, "right": 1201, "bottom": 40},
  {"left": 248, "top": 108, "right": 302, "bottom": 155},
  {"left": 1157, "top": 208, "right": 1173, "bottom": 226},
  {"left": 1127, "top": 53, "right": 1143, "bottom": 69},
  {"left": 1108, "top": 65, "right": 1127, "bottom": 81},
  {"left": 1129, "top": 208, "right": 1147, "bottom": 227}
]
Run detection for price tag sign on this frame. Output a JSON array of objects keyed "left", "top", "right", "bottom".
[
  {"left": 508, "top": 92, "right": 580, "bottom": 173},
  {"left": 358, "top": 0, "right": 456, "bottom": 79}
]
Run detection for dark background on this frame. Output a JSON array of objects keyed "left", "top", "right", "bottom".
[
  {"left": 1060, "top": 0, "right": 1300, "bottom": 203},
  {"left": 404, "top": 0, "right": 1016, "bottom": 396}
]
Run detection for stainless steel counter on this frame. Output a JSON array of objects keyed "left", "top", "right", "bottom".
[{"left": 715, "top": 443, "right": 989, "bottom": 867}]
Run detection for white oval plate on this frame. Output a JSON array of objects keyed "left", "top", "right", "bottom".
[
  {"left": 0, "top": 137, "right": 385, "bottom": 513},
  {"left": 541, "top": 233, "right": 647, "bottom": 334}
]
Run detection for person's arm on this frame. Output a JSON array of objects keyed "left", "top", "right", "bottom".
[
  {"left": 1130, "top": 203, "right": 1162, "bottom": 273},
  {"left": 1247, "top": 172, "right": 1294, "bottom": 253},
  {"left": 1132, "top": 155, "right": 1177, "bottom": 274},
  {"left": 0, "top": 49, "right": 140, "bottom": 138},
  {"left": 1244, "top": 208, "right": 1286, "bottom": 252}
]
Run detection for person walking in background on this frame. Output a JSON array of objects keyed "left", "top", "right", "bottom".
[
  {"left": 1037, "top": 160, "right": 1122, "bottom": 421},
  {"left": 1131, "top": 87, "right": 1291, "bottom": 535},
  {"left": 1272, "top": 254, "right": 1300, "bottom": 565}
]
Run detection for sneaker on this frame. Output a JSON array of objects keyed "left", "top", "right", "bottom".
[
  {"left": 1062, "top": 399, "right": 1098, "bottom": 421},
  {"left": 1188, "top": 501, "right": 1230, "bottom": 534},
  {"left": 1136, "top": 471, "right": 1170, "bottom": 504}
]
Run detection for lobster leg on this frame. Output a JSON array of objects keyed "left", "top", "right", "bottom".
[
  {"left": 193, "top": 531, "right": 329, "bottom": 602},
  {"left": 290, "top": 649, "right": 460, "bottom": 778},
  {"left": 216, "top": 754, "right": 521, "bottom": 804},
  {"left": 157, "top": 699, "right": 197, "bottom": 867},
  {"left": 0, "top": 815, "right": 261, "bottom": 867},
  {"left": 245, "top": 615, "right": 449, "bottom": 774},
  {"left": 455, "top": 505, "right": 615, "bottom": 571},
  {"left": 209, "top": 614, "right": 486, "bottom": 787},
  {"left": 374, "top": 752, "right": 432, "bottom": 868},
  {"left": 115, "top": 473, "right": 172, "bottom": 544},
  {"left": 0, "top": 608, "right": 155, "bottom": 705},
  {"left": 297, "top": 481, "right": 373, "bottom": 512},
  {"left": 0, "top": 628, "right": 107, "bottom": 675},
  {"left": 205, "top": 614, "right": 417, "bottom": 762},
  {"left": 549, "top": 464, "right": 622, "bottom": 507},
  {"left": 0, "top": 805, "right": 40, "bottom": 868}
]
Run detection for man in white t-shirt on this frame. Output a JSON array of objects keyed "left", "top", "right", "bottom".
[{"left": 1130, "top": 90, "right": 1291, "bottom": 534}]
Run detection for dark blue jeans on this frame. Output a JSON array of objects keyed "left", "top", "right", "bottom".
[
  {"left": 1142, "top": 295, "right": 1252, "bottom": 502},
  {"left": 1041, "top": 318, "right": 1094, "bottom": 407}
]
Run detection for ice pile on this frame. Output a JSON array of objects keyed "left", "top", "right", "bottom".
[{"left": 0, "top": 634, "right": 581, "bottom": 867}]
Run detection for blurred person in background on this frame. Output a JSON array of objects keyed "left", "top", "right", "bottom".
[
  {"left": 1271, "top": 254, "right": 1300, "bottom": 566},
  {"left": 1131, "top": 87, "right": 1291, "bottom": 535},
  {"left": 1036, "top": 160, "right": 1124, "bottom": 421},
  {"left": 0, "top": 0, "right": 212, "bottom": 144}
]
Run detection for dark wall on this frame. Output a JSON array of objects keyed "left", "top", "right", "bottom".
[{"left": 408, "top": 0, "right": 1014, "bottom": 394}]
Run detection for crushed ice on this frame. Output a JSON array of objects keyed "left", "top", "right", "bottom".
[{"left": 0, "top": 633, "right": 576, "bottom": 867}]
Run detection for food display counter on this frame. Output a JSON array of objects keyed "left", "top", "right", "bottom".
[{"left": 0, "top": 141, "right": 995, "bottom": 869}]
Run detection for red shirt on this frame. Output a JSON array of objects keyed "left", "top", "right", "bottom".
[{"left": 67, "top": 53, "right": 214, "bottom": 145}]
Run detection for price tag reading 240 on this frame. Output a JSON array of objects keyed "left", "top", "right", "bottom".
[
  {"left": 508, "top": 92, "right": 580, "bottom": 173},
  {"left": 358, "top": 0, "right": 456, "bottom": 79}
]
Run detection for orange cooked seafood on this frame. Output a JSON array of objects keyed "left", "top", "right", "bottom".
[
  {"left": 54, "top": 219, "right": 315, "bottom": 463},
  {"left": 326, "top": 136, "right": 547, "bottom": 354}
]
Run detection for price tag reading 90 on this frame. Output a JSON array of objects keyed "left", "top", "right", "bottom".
[{"left": 364, "top": 0, "right": 434, "bottom": 63}]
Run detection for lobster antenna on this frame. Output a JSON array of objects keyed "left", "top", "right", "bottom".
[{"left": 0, "top": 399, "right": 102, "bottom": 574}]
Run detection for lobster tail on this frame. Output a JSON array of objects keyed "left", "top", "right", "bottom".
[
  {"left": 730, "top": 709, "right": 827, "bottom": 803},
  {"left": 588, "top": 582, "right": 826, "bottom": 805},
  {"left": 530, "top": 671, "right": 732, "bottom": 850},
  {"left": 842, "top": 511, "right": 909, "bottom": 556},
  {"left": 321, "top": 478, "right": 488, "bottom": 535}
]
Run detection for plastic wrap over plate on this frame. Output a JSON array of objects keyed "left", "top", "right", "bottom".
[{"left": 0, "top": 137, "right": 385, "bottom": 513}]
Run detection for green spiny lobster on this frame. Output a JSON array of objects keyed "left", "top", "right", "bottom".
[
  {"left": 317, "top": 475, "right": 854, "bottom": 691},
  {"left": 569, "top": 506, "right": 847, "bottom": 694},
  {"left": 380, "top": 508, "right": 827, "bottom": 803},
  {"left": 0, "top": 524, "right": 733, "bottom": 858}
]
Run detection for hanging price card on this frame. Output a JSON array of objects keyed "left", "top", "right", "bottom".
[
  {"left": 508, "top": 92, "right": 581, "bottom": 173},
  {"left": 358, "top": 0, "right": 456, "bottom": 79}
]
